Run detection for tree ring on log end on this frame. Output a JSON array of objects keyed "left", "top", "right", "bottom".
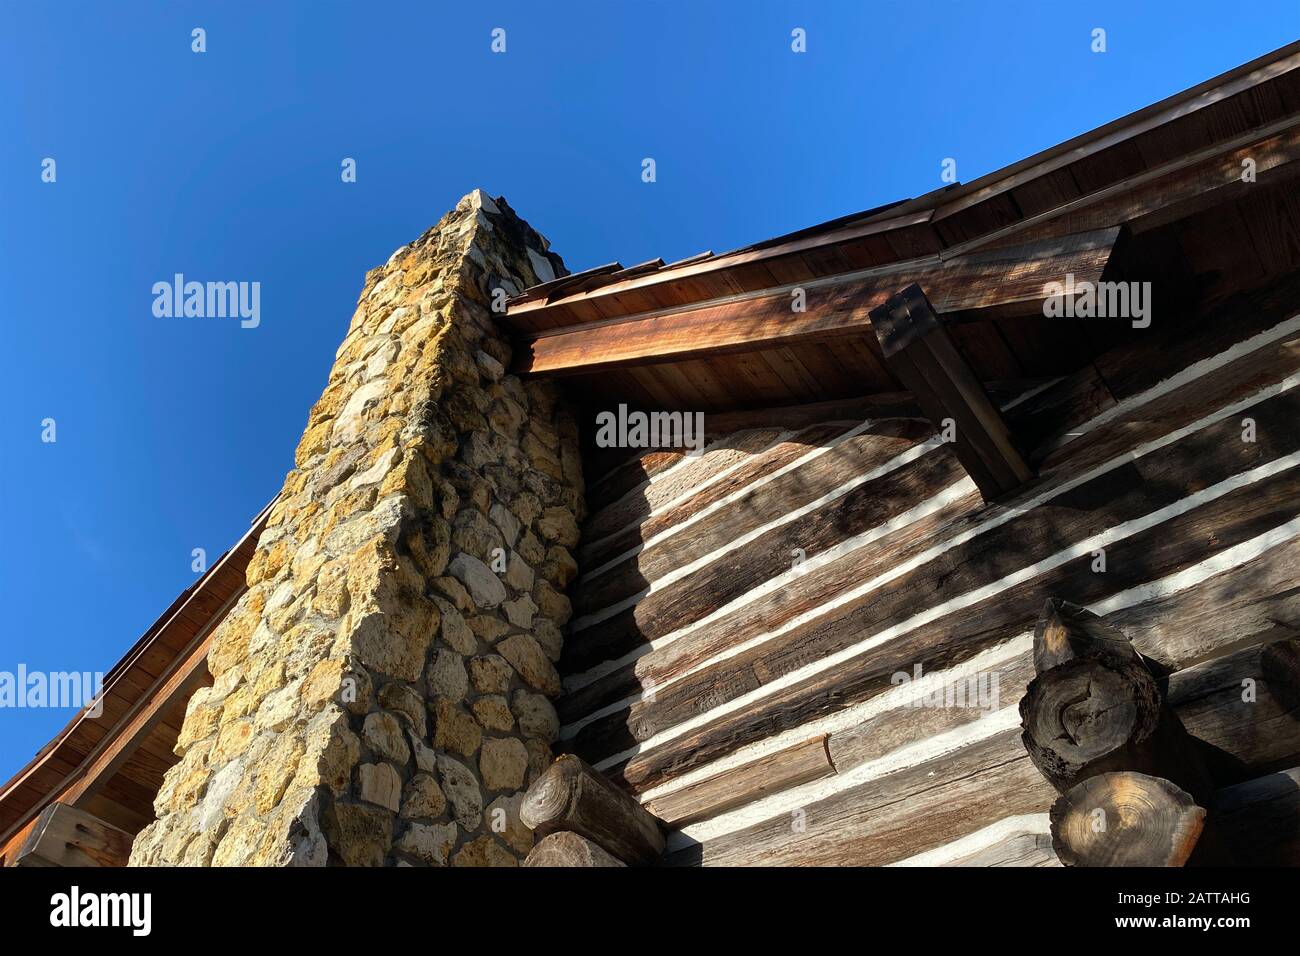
[{"left": 1050, "top": 771, "right": 1205, "bottom": 867}]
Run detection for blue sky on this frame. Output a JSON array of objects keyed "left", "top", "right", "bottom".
[{"left": 0, "top": 1, "right": 1296, "bottom": 780}]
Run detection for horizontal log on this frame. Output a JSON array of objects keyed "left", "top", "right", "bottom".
[
  {"left": 571, "top": 396, "right": 1300, "bottom": 775},
  {"left": 582, "top": 426, "right": 790, "bottom": 548},
  {"left": 573, "top": 419, "right": 938, "bottom": 619},
  {"left": 523, "top": 831, "right": 626, "bottom": 868},
  {"left": 564, "top": 425, "right": 961, "bottom": 677},
  {"left": 665, "top": 727, "right": 1056, "bottom": 866},
  {"left": 564, "top": 338, "right": 1300, "bottom": 716},
  {"left": 580, "top": 422, "right": 852, "bottom": 573},
  {"left": 952, "top": 830, "right": 1059, "bottom": 867},
  {"left": 606, "top": 463, "right": 1300, "bottom": 792},
  {"left": 644, "top": 734, "right": 834, "bottom": 827},
  {"left": 520, "top": 755, "right": 664, "bottom": 865},
  {"left": 659, "top": 625, "right": 1300, "bottom": 865},
  {"left": 1214, "top": 765, "right": 1300, "bottom": 865},
  {"left": 516, "top": 229, "right": 1122, "bottom": 376},
  {"left": 1166, "top": 637, "right": 1300, "bottom": 783}
]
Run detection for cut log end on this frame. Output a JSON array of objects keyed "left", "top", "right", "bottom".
[
  {"left": 519, "top": 755, "right": 579, "bottom": 831},
  {"left": 523, "top": 831, "right": 627, "bottom": 868},
  {"left": 1050, "top": 772, "right": 1206, "bottom": 866},
  {"left": 519, "top": 754, "right": 665, "bottom": 865},
  {"left": 1020, "top": 655, "right": 1163, "bottom": 791}
]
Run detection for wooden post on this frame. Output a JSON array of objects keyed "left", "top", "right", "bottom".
[
  {"left": 520, "top": 755, "right": 665, "bottom": 865},
  {"left": 1050, "top": 771, "right": 1206, "bottom": 867},
  {"left": 523, "top": 831, "right": 627, "bottom": 868},
  {"left": 10, "top": 802, "right": 134, "bottom": 868},
  {"left": 869, "top": 283, "right": 1033, "bottom": 502}
]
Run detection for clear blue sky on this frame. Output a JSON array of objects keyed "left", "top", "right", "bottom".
[{"left": 0, "top": 1, "right": 1296, "bottom": 780}]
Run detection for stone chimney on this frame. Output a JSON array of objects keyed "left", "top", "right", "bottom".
[{"left": 130, "top": 191, "right": 584, "bottom": 866}]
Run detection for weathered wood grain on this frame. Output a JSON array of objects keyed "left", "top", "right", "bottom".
[
  {"left": 663, "top": 728, "right": 1056, "bottom": 867},
  {"left": 523, "top": 831, "right": 627, "bottom": 867},
  {"left": 952, "top": 830, "right": 1060, "bottom": 867},
  {"left": 1050, "top": 772, "right": 1206, "bottom": 867},
  {"left": 571, "top": 399, "right": 1300, "bottom": 769},
  {"left": 582, "top": 427, "right": 786, "bottom": 548},
  {"left": 565, "top": 355, "right": 1299, "bottom": 718},
  {"left": 1021, "top": 656, "right": 1166, "bottom": 792},
  {"left": 870, "top": 283, "right": 1034, "bottom": 501},
  {"left": 520, "top": 755, "right": 664, "bottom": 865},
  {"left": 574, "top": 419, "right": 932, "bottom": 615},
  {"left": 604, "top": 463, "right": 1300, "bottom": 790},
  {"left": 1214, "top": 765, "right": 1300, "bottom": 865},
  {"left": 644, "top": 734, "right": 833, "bottom": 827},
  {"left": 517, "top": 228, "right": 1121, "bottom": 375},
  {"left": 564, "top": 426, "right": 958, "bottom": 675},
  {"left": 11, "top": 802, "right": 134, "bottom": 868},
  {"left": 1033, "top": 597, "right": 1142, "bottom": 672},
  {"left": 560, "top": 471, "right": 980, "bottom": 721},
  {"left": 581, "top": 422, "right": 853, "bottom": 571}
]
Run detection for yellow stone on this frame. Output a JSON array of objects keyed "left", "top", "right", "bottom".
[
  {"left": 211, "top": 718, "right": 255, "bottom": 764},
  {"left": 295, "top": 418, "right": 335, "bottom": 467}
]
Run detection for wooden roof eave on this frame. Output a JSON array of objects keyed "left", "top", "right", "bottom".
[
  {"left": 513, "top": 226, "right": 1123, "bottom": 377},
  {"left": 506, "top": 39, "right": 1300, "bottom": 332}
]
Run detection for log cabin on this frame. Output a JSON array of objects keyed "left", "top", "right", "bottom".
[{"left": 2, "top": 39, "right": 1299, "bottom": 868}]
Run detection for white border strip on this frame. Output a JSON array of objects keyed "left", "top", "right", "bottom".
[
  {"left": 602, "top": 445, "right": 1300, "bottom": 770},
  {"left": 580, "top": 419, "right": 872, "bottom": 582},
  {"left": 662, "top": 514, "right": 1300, "bottom": 848},
  {"left": 573, "top": 435, "right": 944, "bottom": 630},
  {"left": 888, "top": 814, "right": 1053, "bottom": 867},
  {"left": 567, "top": 371, "right": 1300, "bottom": 730},
  {"left": 1040, "top": 313, "right": 1300, "bottom": 453}
]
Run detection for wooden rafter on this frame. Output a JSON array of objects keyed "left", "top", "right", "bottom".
[
  {"left": 869, "top": 283, "right": 1034, "bottom": 502},
  {"left": 515, "top": 227, "right": 1121, "bottom": 377}
]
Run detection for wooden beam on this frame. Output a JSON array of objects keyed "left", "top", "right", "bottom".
[
  {"left": 644, "top": 734, "right": 834, "bottom": 827},
  {"left": 520, "top": 755, "right": 665, "bottom": 865},
  {"left": 1215, "top": 765, "right": 1300, "bottom": 865},
  {"left": 11, "top": 802, "right": 133, "bottom": 867},
  {"left": 515, "top": 228, "right": 1121, "bottom": 376},
  {"left": 869, "top": 283, "right": 1034, "bottom": 501},
  {"left": 523, "top": 831, "right": 627, "bottom": 867}
]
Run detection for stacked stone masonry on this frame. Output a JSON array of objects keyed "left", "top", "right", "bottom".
[{"left": 129, "top": 190, "right": 585, "bottom": 866}]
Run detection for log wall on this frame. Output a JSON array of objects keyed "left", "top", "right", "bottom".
[{"left": 559, "top": 288, "right": 1300, "bottom": 866}]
